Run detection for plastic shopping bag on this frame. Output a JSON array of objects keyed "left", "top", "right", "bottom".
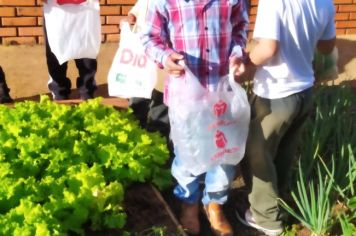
[
  {"left": 168, "top": 65, "right": 250, "bottom": 175},
  {"left": 313, "top": 47, "right": 339, "bottom": 83},
  {"left": 107, "top": 21, "right": 157, "bottom": 99},
  {"left": 43, "top": 0, "right": 101, "bottom": 65}
]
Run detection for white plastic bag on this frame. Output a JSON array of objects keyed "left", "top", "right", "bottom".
[
  {"left": 168, "top": 65, "right": 250, "bottom": 175},
  {"left": 43, "top": 0, "right": 101, "bottom": 65},
  {"left": 107, "top": 21, "right": 157, "bottom": 99}
]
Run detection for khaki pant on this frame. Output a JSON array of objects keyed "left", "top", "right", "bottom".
[{"left": 246, "top": 88, "right": 313, "bottom": 230}]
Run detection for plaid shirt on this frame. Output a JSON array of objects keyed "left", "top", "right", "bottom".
[{"left": 141, "top": 0, "right": 249, "bottom": 89}]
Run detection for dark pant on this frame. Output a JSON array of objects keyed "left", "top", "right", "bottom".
[
  {"left": 43, "top": 23, "right": 97, "bottom": 99},
  {"left": 0, "top": 66, "right": 8, "bottom": 86},
  {"left": 130, "top": 89, "right": 170, "bottom": 135},
  {"left": 246, "top": 88, "right": 313, "bottom": 230},
  {"left": 129, "top": 89, "right": 173, "bottom": 157},
  {"left": 0, "top": 66, "right": 12, "bottom": 100}
]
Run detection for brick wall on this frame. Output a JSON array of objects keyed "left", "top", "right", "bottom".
[
  {"left": 334, "top": 0, "right": 356, "bottom": 34},
  {"left": 0, "top": 0, "right": 135, "bottom": 45},
  {"left": 0, "top": 0, "right": 355, "bottom": 45}
]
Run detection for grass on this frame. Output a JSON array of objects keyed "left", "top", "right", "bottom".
[{"left": 281, "top": 85, "right": 356, "bottom": 236}]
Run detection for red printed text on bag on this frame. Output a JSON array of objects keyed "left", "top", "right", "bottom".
[
  {"left": 212, "top": 130, "right": 239, "bottom": 161},
  {"left": 211, "top": 100, "right": 240, "bottom": 161},
  {"left": 120, "top": 49, "right": 148, "bottom": 68},
  {"left": 57, "top": 0, "right": 87, "bottom": 5}
]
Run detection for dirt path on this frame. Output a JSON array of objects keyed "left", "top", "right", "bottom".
[
  {"left": 0, "top": 36, "right": 355, "bottom": 101},
  {"left": 333, "top": 35, "right": 356, "bottom": 87},
  {"left": 0, "top": 43, "right": 119, "bottom": 104}
]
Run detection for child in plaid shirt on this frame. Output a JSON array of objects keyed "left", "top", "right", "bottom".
[{"left": 141, "top": 0, "right": 249, "bottom": 235}]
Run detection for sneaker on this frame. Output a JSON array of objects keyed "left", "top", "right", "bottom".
[
  {"left": 236, "top": 209, "right": 283, "bottom": 236},
  {"left": 48, "top": 77, "right": 71, "bottom": 101}
]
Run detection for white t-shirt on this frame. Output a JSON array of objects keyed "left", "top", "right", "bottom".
[{"left": 252, "top": 0, "right": 336, "bottom": 99}]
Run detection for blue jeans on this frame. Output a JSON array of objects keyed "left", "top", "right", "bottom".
[{"left": 171, "top": 154, "right": 236, "bottom": 205}]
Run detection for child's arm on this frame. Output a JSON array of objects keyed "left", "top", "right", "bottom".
[
  {"left": 141, "top": 1, "right": 177, "bottom": 71},
  {"left": 229, "top": 0, "right": 249, "bottom": 77},
  {"left": 317, "top": 38, "right": 336, "bottom": 55},
  {"left": 317, "top": 7, "right": 336, "bottom": 55},
  {"left": 248, "top": 39, "right": 278, "bottom": 66},
  {"left": 230, "top": 0, "right": 249, "bottom": 58}
]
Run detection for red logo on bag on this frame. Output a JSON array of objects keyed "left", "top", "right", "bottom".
[
  {"left": 120, "top": 49, "right": 147, "bottom": 68},
  {"left": 215, "top": 130, "right": 227, "bottom": 149},
  {"left": 214, "top": 100, "right": 227, "bottom": 117},
  {"left": 57, "top": 0, "right": 86, "bottom": 5}
]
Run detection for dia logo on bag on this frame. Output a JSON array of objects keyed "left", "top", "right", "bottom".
[{"left": 120, "top": 49, "right": 148, "bottom": 68}]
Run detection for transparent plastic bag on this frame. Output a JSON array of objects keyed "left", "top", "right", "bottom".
[{"left": 168, "top": 64, "right": 250, "bottom": 175}]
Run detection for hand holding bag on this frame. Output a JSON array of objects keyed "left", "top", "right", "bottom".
[
  {"left": 43, "top": 0, "right": 101, "bottom": 65},
  {"left": 168, "top": 65, "right": 251, "bottom": 175}
]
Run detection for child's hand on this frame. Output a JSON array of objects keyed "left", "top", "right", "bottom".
[
  {"left": 230, "top": 55, "right": 249, "bottom": 84},
  {"left": 128, "top": 13, "right": 136, "bottom": 25},
  {"left": 229, "top": 55, "right": 246, "bottom": 76},
  {"left": 165, "top": 52, "right": 185, "bottom": 77}
]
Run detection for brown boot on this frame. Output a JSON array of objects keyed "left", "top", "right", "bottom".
[
  {"left": 179, "top": 202, "right": 200, "bottom": 235},
  {"left": 204, "top": 203, "right": 233, "bottom": 236}
]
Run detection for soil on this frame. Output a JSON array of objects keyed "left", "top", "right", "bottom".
[
  {"left": 0, "top": 36, "right": 355, "bottom": 235},
  {"left": 85, "top": 184, "right": 185, "bottom": 236},
  {"left": 123, "top": 184, "right": 183, "bottom": 235}
]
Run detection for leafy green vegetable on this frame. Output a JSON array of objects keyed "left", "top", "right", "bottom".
[{"left": 0, "top": 96, "right": 171, "bottom": 235}]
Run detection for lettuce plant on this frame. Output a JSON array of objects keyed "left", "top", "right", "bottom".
[{"left": 0, "top": 96, "right": 171, "bottom": 235}]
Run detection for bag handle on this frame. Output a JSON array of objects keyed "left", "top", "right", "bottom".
[
  {"left": 228, "top": 66, "right": 240, "bottom": 93},
  {"left": 228, "top": 66, "right": 250, "bottom": 108},
  {"left": 132, "top": 23, "right": 138, "bottom": 34},
  {"left": 178, "top": 61, "right": 244, "bottom": 95},
  {"left": 131, "top": 0, "right": 150, "bottom": 34}
]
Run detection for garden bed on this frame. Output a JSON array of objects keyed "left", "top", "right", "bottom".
[
  {"left": 1, "top": 87, "right": 354, "bottom": 236},
  {"left": 86, "top": 184, "right": 186, "bottom": 236}
]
